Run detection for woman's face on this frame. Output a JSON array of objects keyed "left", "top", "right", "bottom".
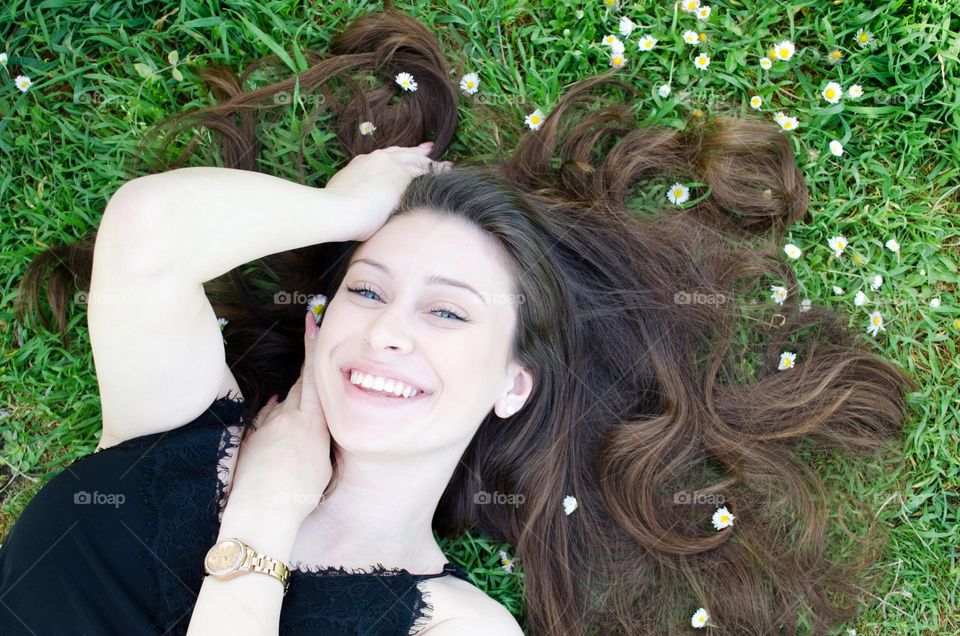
[{"left": 313, "top": 209, "right": 531, "bottom": 455}]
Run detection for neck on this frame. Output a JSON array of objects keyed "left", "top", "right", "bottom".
[{"left": 291, "top": 445, "right": 459, "bottom": 574}]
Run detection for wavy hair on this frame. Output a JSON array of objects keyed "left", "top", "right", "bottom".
[{"left": 15, "top": 7, "right": 917, "bottom": 635}]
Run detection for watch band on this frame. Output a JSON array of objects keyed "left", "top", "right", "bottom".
[
  {"left": 241, "top": 545, "right": 291, "bottom": 594},
  {"left": 204, "top": 537, "right": 291, "bottom": 595}
]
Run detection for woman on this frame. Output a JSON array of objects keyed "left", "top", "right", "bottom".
[{"left": 4, "top": 7, "right": 916, "bottom": 636}]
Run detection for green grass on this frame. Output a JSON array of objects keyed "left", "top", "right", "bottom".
[{"left": 1, "top": 0, "right": 958, "bottom": 634}]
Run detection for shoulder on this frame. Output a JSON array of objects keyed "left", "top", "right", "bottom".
[{"left": 418, "top": 576, "right": 523, "bottom": 635}]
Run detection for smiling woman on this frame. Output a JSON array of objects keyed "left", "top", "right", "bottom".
[{"left": 8, "top": 6, "right": 917, "bottom": 636}]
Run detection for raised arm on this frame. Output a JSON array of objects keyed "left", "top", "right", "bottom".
[
  {"left": 115, "top": 167, "right": 362, "bottom": 284},
  {"left": 120, "top": 143, "right": 445, "bottom": 284}
]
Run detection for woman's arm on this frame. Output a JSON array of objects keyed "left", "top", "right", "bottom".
[
  {"left": 186, "top": 494, "right": 302, "bottom": 636},
  {"left": 115, "top": 167, "right": 361, "bottom": 284}
]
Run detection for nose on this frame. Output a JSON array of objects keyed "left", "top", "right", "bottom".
[{"left": 362, "top": 305, "right": 414, "bottom": 353}]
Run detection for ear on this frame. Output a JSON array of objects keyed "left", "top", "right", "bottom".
[{"left": 493, "top": 364, "right": 534, "bottom": 419}]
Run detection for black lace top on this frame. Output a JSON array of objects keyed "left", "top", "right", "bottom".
[{"left": 0, "top": 392, "right": 473, "bottom": 635}]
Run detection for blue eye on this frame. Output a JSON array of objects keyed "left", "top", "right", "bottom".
[{"left": 346, "top": 284, "right": 468, "bottom": 322}]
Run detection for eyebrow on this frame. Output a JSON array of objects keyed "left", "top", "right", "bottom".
[{"left": 348, "top": 257, "right": 488, "bottom": 307}]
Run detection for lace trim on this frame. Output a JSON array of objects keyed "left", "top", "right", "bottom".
[
  {"left": 408, "top": 579, "right": 435, "bottom": 636},
  {"left": 136, "top": 390, "right": 253, "bottom": 634}
]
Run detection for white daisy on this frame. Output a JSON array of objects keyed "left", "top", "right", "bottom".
[
  {"left": 847, "top": 84, "right": 863, "bottom": 98},
  {"left": 459, "top": 72, "right": 480, "bottom": 95},
  {"left": 866, "top": 310, "right": 885, "bottom": 337},
  {"left": 827, "top": 235, "right": 848, "bottom": 258},
  {"left": 750, "top": 95, "right": 763, "bottom": 109},
  {"left": 637, "top": 35, "right": 658, "bottom": 51},
  {"left": 800, "top": 298, "right": 812, "bottom": 312},
  {"left": 778, "top": 116, "right": 799, "bottom": 131},
  {"left": 499, "top": 550, "right": 515, "bottom": 574},
  {"left": 773, "top": 111, "right": 787, "bottom": 123},
  {"left": 395, "top": 72, "right": 418, "bottom": 91},
  {"left": 822, "top": 81, "right": 843, "bottom": 104},
  {"left": 693, "top": 54, "right": 711, "bottom": 70},
  {"left": 619, "top": 16, "right": 636, "bottom": 37},
  {"left": 0, "top": 52, "right": 7, "bottom": 65},
  {"left": 691, "top": 608, "right": 709, "bottom": 629},
  {"left": 697, "top": 5, "right": 711, "bottom": 19},
  {"left": 885, "top": 238, "right": 900, "bottom": 253},
  {"left": 770, "top": 285, "right": 788, "bottom": 305},
  {"left": 930, "top": 297, "right": 941, "bottom": 308},
  {"left": 14, "top": 75, "right": 31, "bottom": 92},
  {"left": 601, "top": 34, "right": 624, "bottom": 54},
  {"left": 681, "top": 0, "right": 701, "bottom": 12},
  {"left": 854, "top": 290, "right": 868, "bottom": 306},
  {"left": 777, "top": 351, "right": 797, "bottom": 370},
  {"left": 575, "top": 9, "right": 584, "bottom": 19},
  {"left": 829, "top": 140, "right": 844, "bottom": 156},
  {"left": 658, "top": 83, "right": 671, "bottom": 98},
  {"left": 855, "top": 28, "right": 873, "bottom": 48},
  {"left": 832, "top": 286, "right": 845, "bottom": 295},
  {"left": 307, "top": 294, "right": 327, "bottom": 323},
  {"left": 667, "top": 182, "right": 690, "bottom": 205},
  {"left": 563, "top": 494, "right": 579, "bottom": 515},
  {"left": 525, "top": 108, "right": 545, "bottom": 130},
  {"left": 784, "top": 243, "right": 802, "bottom": 259},
  {"left": 359, "top": 121, "right": 376, "bottom": 136},
  {"left": 759, "top": 57, "right": 773, "bottom": 70},
  {"left": 610, "top": 53, "right": 627, "bottom": 68},
  {"left": 682, "top": 30, "right": 700, "bottom": 45},
  {"left": 870, "top": 274, "right": 883, "bottom": 290},
  {"left": 773, "top": 39, "right": 795, "bottom": 61}
]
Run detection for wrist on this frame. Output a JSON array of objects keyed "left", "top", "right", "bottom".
[{"left": 217, "top": 496, "right": 303, "bottom": 563}]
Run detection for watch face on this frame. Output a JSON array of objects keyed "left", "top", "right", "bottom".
[{"left": 205, "top": 539, "right": 245, "bottom": 576}]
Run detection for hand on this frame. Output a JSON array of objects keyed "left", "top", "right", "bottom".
[
  {"left": 227, "top": 311, "right": 332, "bottom": 523},
  {"left": 324, "top": 143, "right": 453, "bottom": 241}
]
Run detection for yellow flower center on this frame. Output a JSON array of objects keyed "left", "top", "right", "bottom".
[
  {"left": 467, "top": 81, "right": 474, "bottom": 87},
  {"left": 531, "top": 115, "right": 540, "bottom": 123},
  {"left": 779, "top": 47, "right": 790, "bottom": 57},
  {"left": 699, "top": 33, "right": 707, "bottom": 41},
  {"left": 826, "top": 88, "right": 836, "bottom": 98},
  {"left": 859, "top": 34, "right": 869, "bottom": 43},
  {"left": 769, "top": 48, "right": 778, "bottom": 59}
]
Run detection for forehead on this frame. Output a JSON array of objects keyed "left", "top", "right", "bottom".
[{"left": 351, "top": 212, "right": 516, "bottom": 294}]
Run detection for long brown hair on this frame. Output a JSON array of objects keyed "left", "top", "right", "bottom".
[{"left": 15, "top": 7, "right": 917, "bottom": 635}]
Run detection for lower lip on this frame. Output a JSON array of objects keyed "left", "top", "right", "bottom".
[{"left": 342, "top": 370, "right": 431, "bottom": 406}]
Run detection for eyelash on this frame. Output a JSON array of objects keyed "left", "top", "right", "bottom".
[{"left": 346, "top": 284, "right": 469, "bottom": 322}]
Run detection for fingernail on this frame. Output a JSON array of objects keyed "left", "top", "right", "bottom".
[
  {"left": 420, "top": 141, "right": 434, "bottom": 148},
  {"left": 267, "top": 394, "right": 279, "bottom": 406}
]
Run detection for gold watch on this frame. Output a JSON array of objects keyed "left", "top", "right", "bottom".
[{"left": 204, "top": 537, "right": 291, "bottom": 595}]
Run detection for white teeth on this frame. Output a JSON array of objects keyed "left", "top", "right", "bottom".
[{"left": 348, "top": 370, "right": 421, "bottom": 399}]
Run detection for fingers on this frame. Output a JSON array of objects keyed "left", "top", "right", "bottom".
[
  {"left": 299, "top": 310, "right": 321, "bottom": 413},
  {"left": 252, "top": 394, "right": 280, "bottom": 430}
]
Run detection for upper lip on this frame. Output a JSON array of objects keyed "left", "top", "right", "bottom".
[{"left": 342, "top": 362, "right": 432, "bottom": 395}]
